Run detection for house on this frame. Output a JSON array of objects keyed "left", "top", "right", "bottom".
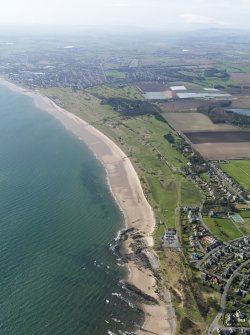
[{"left": 235, "top": 310, "right": 246, "bottom": 322}]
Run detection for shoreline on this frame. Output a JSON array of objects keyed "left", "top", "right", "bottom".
[{"left": 0, "top": 78, "right": 175, "bottom": 335}]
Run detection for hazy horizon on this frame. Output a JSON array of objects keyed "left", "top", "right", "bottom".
[{"left": 1, "top": 0, "right": 250, "bottom": 32}]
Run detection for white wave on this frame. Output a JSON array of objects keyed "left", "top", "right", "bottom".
[
  {"left": 111, "top": 292, "right": 121, "bottom": 297},
  {"left": 116, "top": 262, "right": 125, "bottom": 267},
  {"left": 112, "top": 318, "right": 121, "bottom": 323},
  {"left": 113, "top": 293, "right": 136, "bottom": 309},
  {"left": 114, "top": 229, "right": 123, "bottom": 242}
]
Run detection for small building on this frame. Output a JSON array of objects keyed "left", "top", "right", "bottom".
[{"left": 163, "top": 229, "right": 179, "bottom": 248}]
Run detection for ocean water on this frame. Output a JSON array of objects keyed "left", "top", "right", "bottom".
[{"left": 0, "top": 85, "right": 143, "bottom": 335}]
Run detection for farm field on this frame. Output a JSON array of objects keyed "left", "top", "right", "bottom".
[
  {"left": 184, "top": 131, "right": 250, "bottom": 144},
  {"left": 164, "top": 112, "right": 238, "bottom": 132},
  {"left": 184, "top": 131, "right": 250, "bottom": 160},
  {"left": 219, "top": 160, "right": 250, "bottom": 193},
  {"left": 159, "top": 100, "right": 201, "bottom": 112},
  {"left": 231, "top": 95, "right": 250, "bottom": 109},
  {"left": 203, "top": 217, "right": 243, "bottom": 241},
  {"left": 231, "top": 72, "right": 250, "bottom": 85},
  {"left": 193, "top": 142, "right": 250, "bottom": 160}
]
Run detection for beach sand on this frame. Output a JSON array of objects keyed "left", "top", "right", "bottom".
[{"left": 0, "top": 78, "right": 175, "bottom": 335}]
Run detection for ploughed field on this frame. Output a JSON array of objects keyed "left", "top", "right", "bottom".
[
  {"left": 164, "top": 112, "right": 238, "bottom": 132},
  {"left": 184, "top": 131, "right": 250, "bottom": 144},
  {"left": 184, "top": 131, "right": 250, "bottom": 160},
  {"left": 231, "top": 72, "right": 250, "bottom": 85}
]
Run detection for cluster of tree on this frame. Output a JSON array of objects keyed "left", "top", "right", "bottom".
[
  {"left": 102, "top": 98, "right": 168, "bottom": 124},
  {"left": 164, "top": 133, "right": 175, "bottom": 144},
  {"left": 189, "top": 152, "right": 205, "bottom": 166},
  {"left": 225, "top": 110, "right": 250, "bottom": 127},
  {"left": 198, "top": 103, "right": 250, "bottom": 128},
  {"left": 204, "top": 67, "right": 230, "bottom": 79},
  {"left": 202, "top": 199, "right": 236, "bottom": 215},
  {"left": 103, "top": 97, "right": 156, "bottom": 116}
]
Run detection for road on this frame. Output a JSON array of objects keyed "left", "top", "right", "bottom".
[
  {"left": 208, "top": 312, "right": 223, "bottom": 335},
  {"left": 208, "top": 259, "right": 250, "bottom": 334},
  {"left": 209, "top": 162, "right": 247, "bottom": 203},
  {"left": 220, "top": 260, "right": 250, "bottom": 310},
  {"left": 195, "top": 244, "right": 222, "bottom": 269}
]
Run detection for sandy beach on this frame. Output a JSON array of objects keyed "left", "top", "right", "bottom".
[{"left": 0, "top": 78, "right": 175, "bottom": 335}]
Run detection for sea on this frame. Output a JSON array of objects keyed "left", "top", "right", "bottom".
[{"left": 0, "top": 85, "right": 143, "bottom": 335}]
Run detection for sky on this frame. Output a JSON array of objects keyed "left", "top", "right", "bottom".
[{"left": 1, "top": 0, "right": 250, "bottom": 31}]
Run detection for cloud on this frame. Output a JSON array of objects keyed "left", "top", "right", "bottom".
[
  {"left": 180, "top": 13, "right": 231, "bottom": 26},
  {"left": 180, "top": 14, "right": 214, "bottom": 24}
]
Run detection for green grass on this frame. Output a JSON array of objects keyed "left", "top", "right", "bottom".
[
  {"left": 240, "top": 211, "right": 250, "bottom": 218},
  {"left": 105, "top": 70, "right": 126, "bottom": 80},
  {"left": 108, "top": 115, "right": 201, "bottom": 230},
  {"left": 223, "top": 65, "right": 249, "bottom": 74},
  {"left": 86, "top": 84, "right": 144, "bottom": 101},
  {"left": 201, "top": 172, "right": 211, "bottom": 183},
  {"left": 220, "top": 160, "right": 250, "bottom": 193},
  {"left": 39, "top": 87, "right": 119, "bottom": 124},
  {"left": 181, "top": 179, "right": 202, "bottom": 206},
  {"left": 176, "top": 69, "right": 237, "bottom": 87},
  {"left": 203, "top": 217, "right": 243, "bottom": 241},
  {"left": 126, "top": 116, "right": 188, "bottom": 167},
  {"left": 238, "top": 217, "right": 250, "bottom": 235},
  {"left": 217, "top": 64, "right": 243, "bottom": 73},
  {"left": 191, "top": 77, "right": 236, "bottom": 88}
]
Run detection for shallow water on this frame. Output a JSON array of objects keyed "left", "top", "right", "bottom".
[{"left": 0, "top": 85, "right": 143, "bottom": 335}]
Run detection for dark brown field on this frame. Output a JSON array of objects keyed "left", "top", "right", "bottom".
[
  {"left": 184, "top": 131, "right": 250, "bottom": 144},
  {"left": 184, "top": 130, "right": 250, "bottom": 159}
]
